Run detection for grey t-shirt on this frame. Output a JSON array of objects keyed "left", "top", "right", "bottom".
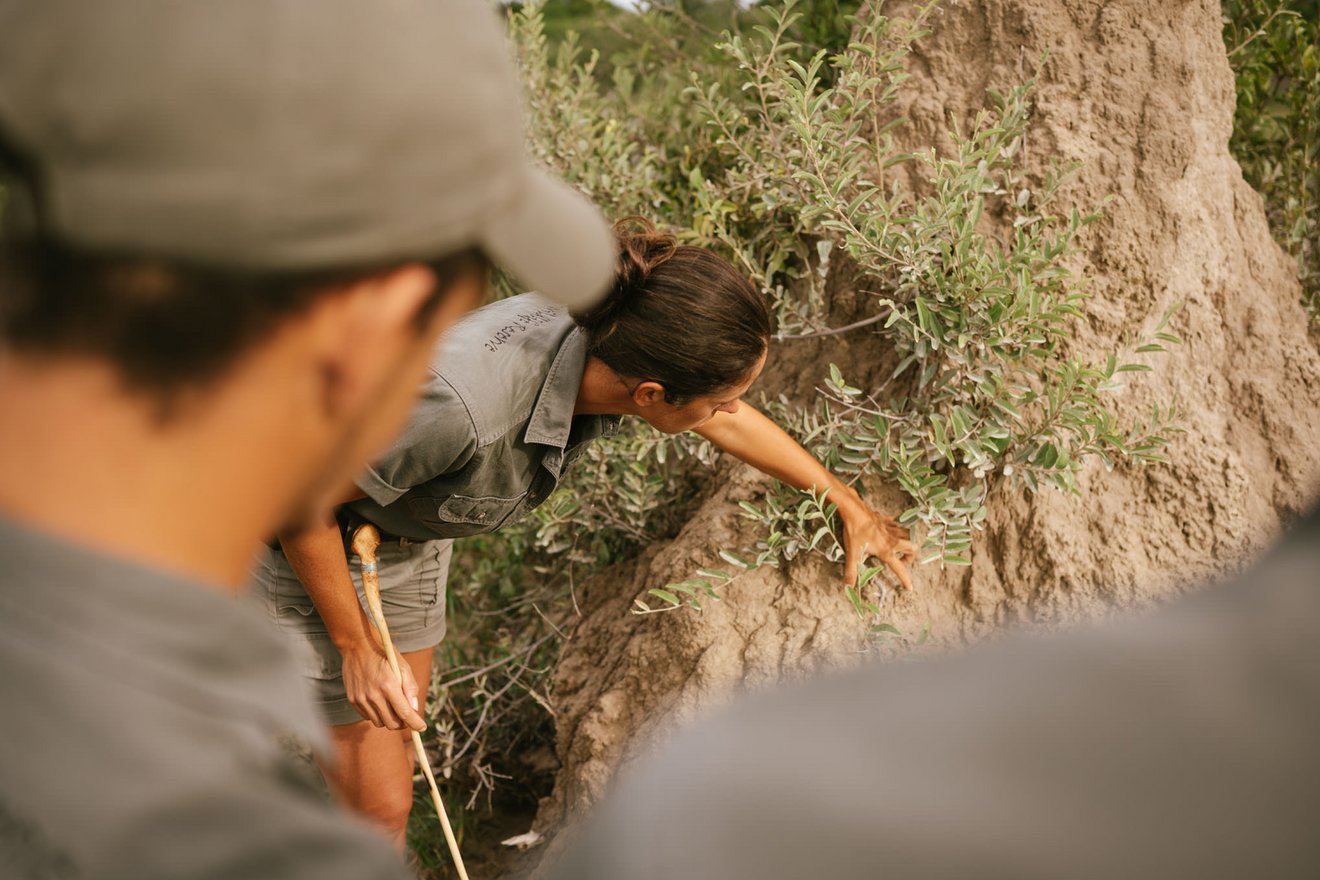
[
  {"left": 0, "top": 515, "right": 409, "bottom": 880},
  {"left": 551, "top": 510, "right": 1320, "bottom": 879},
  {"left": 350, "top": 293, "right": 620, "bottom": 541}
]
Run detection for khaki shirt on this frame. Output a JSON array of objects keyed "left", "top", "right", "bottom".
[
  {"left": 351, "top": 293, "right": 620, "bottom": 540},
  {"left": 0, "top": 515, "right": 408, "bottom": 880}
]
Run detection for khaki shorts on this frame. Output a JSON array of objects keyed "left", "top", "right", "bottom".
[{"left": 253, "top": 538, "right": 452, "bottom": 726}]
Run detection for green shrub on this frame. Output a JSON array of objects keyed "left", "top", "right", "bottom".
[
  {"left": 512, "top": 0, "right": 1179, "bottom": 573},
  {"left": 682, "top": 7, "right": 1179, "bottom": 567},
  {"left": 1223, "top": 0, "right": 1319, "bottom": 319}
]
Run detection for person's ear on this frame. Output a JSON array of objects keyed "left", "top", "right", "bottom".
[
  {"left": 631, "top": 380, "right": 668, "bottom": 409},
  {"left": 352, "top": 263, "right": 445, "bottom": 338},
  {"left": 310, "top": 263, "right": 440, "bottom": 420}
]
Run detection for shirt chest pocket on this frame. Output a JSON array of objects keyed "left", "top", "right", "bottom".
[{"left": 408, "top": 491, "right": 528, "bottom": 537}]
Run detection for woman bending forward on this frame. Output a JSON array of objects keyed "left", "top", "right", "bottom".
[{"left": 256, "top": 220, "right": 915, "bottom": 845}]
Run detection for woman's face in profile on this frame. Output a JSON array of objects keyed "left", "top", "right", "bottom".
[{"left": 637, "top": 349, "right": 767, "bottom": 435}]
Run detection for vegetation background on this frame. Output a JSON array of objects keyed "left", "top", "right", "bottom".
[
  {"left": 408, "top": 2, "right": 1318, "bottom": 875},
  {"left": 1224, "top": 0, "right": 1318, "bottom": 317}
]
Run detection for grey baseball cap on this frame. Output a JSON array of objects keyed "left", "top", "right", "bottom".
[{"left": 0, "top": 0, "right": 613, "bottom": 309}]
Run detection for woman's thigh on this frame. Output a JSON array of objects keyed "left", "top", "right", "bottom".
[
  {"left": 316, "top": 648, "right": 435, "bottom": 830},
  {"left": 359, "top": 538, "right": 453, "bottom": 652}
]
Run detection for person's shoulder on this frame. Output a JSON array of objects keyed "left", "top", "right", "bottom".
[
  {"left": 436, "top": 292, "right": 571, "bottom": 362},
  {"left": 427, "top": 292, "right": 575, "bottom": 440},
  {"left": 112, "top": 768, "right": 412, "bottom": 880},
  {"left": 0, "top": 570, "right": 391, "bottom": 878}
]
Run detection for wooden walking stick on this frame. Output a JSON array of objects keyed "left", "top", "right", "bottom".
[{"left": 351, "top": 524, "right": 470, "bottom": 880}]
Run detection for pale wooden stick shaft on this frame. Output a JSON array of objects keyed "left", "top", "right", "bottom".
[{"left": 353, "top": 525, "right": 470, "bottom": 880}]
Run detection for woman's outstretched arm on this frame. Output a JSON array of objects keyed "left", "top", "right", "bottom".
[{"left": 694, "top": 404, "right": 915, "bottom": 590}]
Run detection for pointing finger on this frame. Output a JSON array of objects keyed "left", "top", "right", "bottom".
[
  {"left": 843, "top": 539, "right": 863, "bottom": 589},
  {"left": 886, "top": 553, "right": 914, "bottom": 591}
]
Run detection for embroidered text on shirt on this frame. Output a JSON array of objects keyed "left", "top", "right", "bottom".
[{"left": 483, "top": 307, "right": 560, "bottom": 352}]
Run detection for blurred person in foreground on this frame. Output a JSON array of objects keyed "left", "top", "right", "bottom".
[
  {"left": 550, "top": 506, "right": 1320, "bottom": 879},
  {"left": 0, "top": 1, "right": 613, "bottom": 878}
]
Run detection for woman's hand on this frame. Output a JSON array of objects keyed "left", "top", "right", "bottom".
[
  {"left": 837, "top": 501, "right": 916, "bottom": 591},
  {"left": 277, "top": 513, "right": 425, "bottom": 732},
  {"left": 340, "top": 637, "right": 426, "bottom": 731},
  {"left": 695, "top": 404, "right": 918, "bottom": 591}
]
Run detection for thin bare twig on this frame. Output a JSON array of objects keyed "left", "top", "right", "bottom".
[
  {"left": 531, "top": 603, "right": 568, "bottom": 640},
  {"left": 436, "top": 634, "right": 554, "bottom": 691},
  {"left": 1227, "top": 9, "right": 1300, "bottom": 57},
  {"left": 775, "top": 310, "right": 893, "bottom": 340}
]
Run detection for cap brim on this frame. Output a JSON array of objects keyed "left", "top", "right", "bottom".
[{"left": 481, "top": 168, "right": 615, "bottom": 311}]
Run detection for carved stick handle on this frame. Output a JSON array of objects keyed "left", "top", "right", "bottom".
[{"left": 350, "top": 524, "right": 469, "bottom": 880}]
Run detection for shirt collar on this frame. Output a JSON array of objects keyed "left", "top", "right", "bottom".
[{"left": 523, "top": 325, "right": 590, "bottom": 449}]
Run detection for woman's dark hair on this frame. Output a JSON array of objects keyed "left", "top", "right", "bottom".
[{"left": 572, "top": 217, "right": 772, "bottom": 405}]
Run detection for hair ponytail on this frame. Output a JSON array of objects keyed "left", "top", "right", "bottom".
[{"left": 572, "top": 217, "right": 771, "bottom": 405}]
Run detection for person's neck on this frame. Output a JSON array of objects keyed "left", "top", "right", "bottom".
[
  {"left": 0, "top": 357, "right": 300, "bottom": 594},
  {"left": 573, "top": 356, "right": 640, "bottom": 417}
]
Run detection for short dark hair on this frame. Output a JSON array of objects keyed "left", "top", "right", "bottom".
[
  {"left": 572, "top": 218, "right": 771, "bottom": 405},
  {"left": 0, "top": 238, "right": 486, "bottom": 404}
]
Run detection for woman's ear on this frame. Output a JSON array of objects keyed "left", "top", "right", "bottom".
[{"left": 631, "top": 380, "right": 668, "bottom": 409}]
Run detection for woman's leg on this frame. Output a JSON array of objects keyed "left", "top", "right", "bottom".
[
  {"left": 317, "top": 647, "right": 435, "bottom": 849},
  {"left": 257, "top": 537, "right": 449, "bottom": 847}
]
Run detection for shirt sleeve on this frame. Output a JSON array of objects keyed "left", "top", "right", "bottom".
[{"left": 354, "top": 374, "right": 480, "bottom": 506}]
